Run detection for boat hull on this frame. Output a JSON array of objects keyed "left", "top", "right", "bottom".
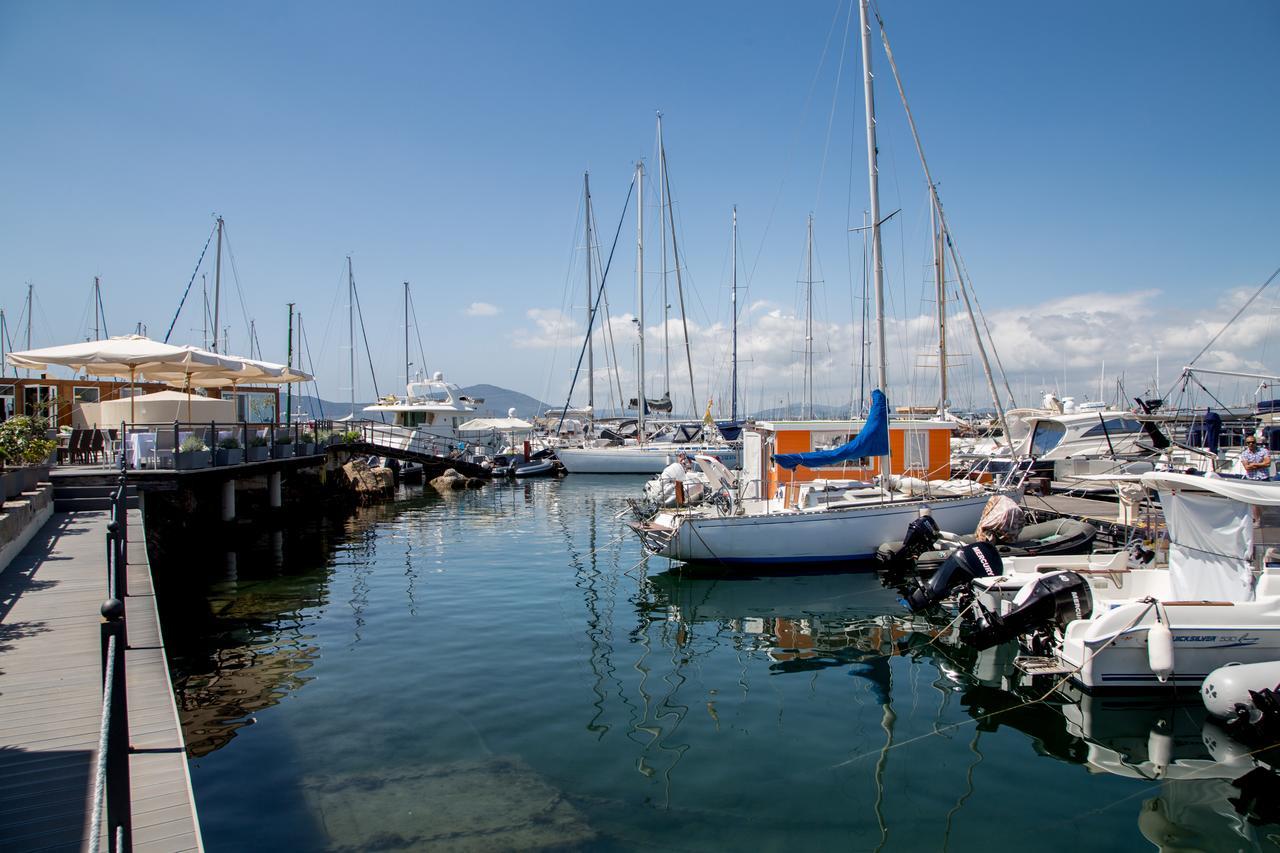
[
  {"left": 1059, "top": 601, "right": 1280, "bottom": 690},
  {"left": 556, "top": 444, "right": 739, "bottom": 474},
  {"left": 640, "top": 493, "right": 993, "bottom": 566}
]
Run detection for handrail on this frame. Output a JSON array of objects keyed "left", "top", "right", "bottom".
[{"left": 93, "top": 459, "right": 132, "bottom": 851}]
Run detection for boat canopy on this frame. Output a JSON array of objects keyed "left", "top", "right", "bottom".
[
  {"left": 1139, "top": 471, "right": 1280, "bottom": 506},
  {"left": 772, "top": 389, "right": 890, "bottom": 470}
]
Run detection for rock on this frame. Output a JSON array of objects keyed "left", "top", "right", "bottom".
[
  {"left": 465, "top": 478, "right": 486, "bottom": 489},
  {"left": 430, "top": 469, "right": 468, "bottom": 492},
  {"left": 342, "top": 459, "right": 393, "bottom": 501}
]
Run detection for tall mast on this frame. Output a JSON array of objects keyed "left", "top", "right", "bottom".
[
  {"left": 932, "top": 197, "right": 947, "bottom": 415},
  {"left": 584, "top": 172, "right": 595, "bottom": 414},
  {"left": 348, "top": 256, "right": 356, "bottom": 420},
  {"left": 635, "top": 160, "right": 646, "bottom": 440},
  {"left": 731, "top": 206, "right": 739, "bottom": 422},
  {"left": 659, "top": 127, "right": 698, "bottom": 415},
  {"left": 804, "top": 214, "right": 815, "bottom": 419},
  {"left": 859, "top": 0, "right": 888, "bottom": 397},
  {"left": 286, "top": 303, "right": 294, "bottom": 426},
  {"left": 212, "top": 215, "right": 224, "bottom": 352},
  {"left": 26, "top": 284, "right": 33, "bottom": 351},
  {"left": 404, "top": 281, "right": 410, "bottom": 387},
  {"left": 92, "top": 277, "right": 101, "bottom": 340},
  {"left": 201, "top": 274, "right": 209, "bottom": 349},
  {"left": 658, "top": 113, "right": 670, "bottom": 399}
]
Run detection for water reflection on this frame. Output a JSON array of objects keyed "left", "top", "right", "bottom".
[{"left": 643, "top": 567, "right": 1280, "bottom": 850}]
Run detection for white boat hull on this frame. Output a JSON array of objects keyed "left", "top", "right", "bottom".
[
  {"left": 1059, "top": 601, "right": 1280, "bottom": 690},
  {"left": 640, "top": 493, "right": 993, "bottom": 565},
  {"left": 556, "top": 444, "right": 739, "bottom": 474}
]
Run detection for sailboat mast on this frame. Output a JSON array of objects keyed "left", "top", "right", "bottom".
[
  {"left": 859, "top": 0, "right": 888, "bottom": 396},
  {"left": 404, "top": 281, "right": 410, "bottom": 387},
  {"left": 932, "top": 198, "right": 947, "bottom": 415},
  {"left": 805, "top": 214, "right": 815, "bottom": 419},
  {"left": 92, "top": 277, "right": 101, "bottom": 340},
  {"left": 348, "top": 256, "right": 356, "bottom": 420},
  {"left": 286, "top": 303, "right": 294, "bottom": 426},
  {"left": 731, "top": 206, "right": 739, "bottom": 422},
  {"left": 584, "top": 172, "right": 595, "bottom": 414},
  {"left": 212, "top": 215, "right": 224, "bottom": 352},
  {"left": 635, "top": 160, "right": 646, "bottom": 440},
  {"left": 658, "top": 113, "right": 670, "bottom": 399}
]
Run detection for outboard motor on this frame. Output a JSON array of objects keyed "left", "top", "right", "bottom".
[
  {"left": 962, "top": 570, "right": 1092, "bottom": 652},
  {"left": 901, "top": 542, "right": 1003, "bottom": 613},
  {"left": 877, "top": 513, "right": 941, "bottom": 589}
]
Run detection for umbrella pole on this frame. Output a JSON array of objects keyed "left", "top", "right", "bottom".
[{"left": 130, "top": 368, "right": 136, "bottom": 426}]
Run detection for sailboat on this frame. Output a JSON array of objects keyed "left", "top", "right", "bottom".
[
  {"left": 555, "top": 143, "right": 740, "bottom": 475},
  {"left": 627, "top": 0, "right": 1016, "bottom": 565}
]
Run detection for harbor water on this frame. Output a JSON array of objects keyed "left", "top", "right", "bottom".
[{"left": 154, "top": 476, "right": 1278, "bottom": 852}]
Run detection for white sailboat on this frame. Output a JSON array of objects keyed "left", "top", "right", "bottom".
[
  {"left": 555, "top": 150, "right": 739, "bottom": 474},
  {"left": 628, "top": 1, "right": 1014, "bottom": 565}
]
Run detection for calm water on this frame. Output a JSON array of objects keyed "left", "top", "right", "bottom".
[{"left": 154, "top": 476, "right": 1280, "bottom": 852}]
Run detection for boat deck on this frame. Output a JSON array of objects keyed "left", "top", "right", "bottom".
[{"left": 0, "top": 510, "right": 202, "bottom": 851}]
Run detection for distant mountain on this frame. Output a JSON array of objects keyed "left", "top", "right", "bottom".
[
  {"left": 750, "top": 403, "right": 854, "bottom": 420},
  {"left": 283, "top": 386, "right": 551, "bottom": 421},
  {"left": 459, "top": 385, "right": 552, "bottom": 419}
]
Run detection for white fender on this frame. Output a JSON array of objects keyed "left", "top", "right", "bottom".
[
  {"left": 1202, "top": 660, "right": 1280, "bottom": 720},
  {"left": 1147, "top": 621, "right": 1174, "bottom": 682}
]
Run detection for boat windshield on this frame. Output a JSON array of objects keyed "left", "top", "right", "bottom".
[
  {"left": 408, "top": 382, "right": 452, "bottom": 403},
  {"left": 1029, "top": 421, "right": 1066, "bottom": 456}
]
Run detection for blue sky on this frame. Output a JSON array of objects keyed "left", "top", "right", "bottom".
[{"left": 2, "top": 2, "right": 1277, "bottom": 415}]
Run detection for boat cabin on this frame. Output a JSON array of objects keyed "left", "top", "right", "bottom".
[{"left": 742, "top": 418, "right": 955, "bottom": 503}]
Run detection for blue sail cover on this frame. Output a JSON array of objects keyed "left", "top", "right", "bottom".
[{"left": 772, "top": 389, "right": 890, "bottom": 470}]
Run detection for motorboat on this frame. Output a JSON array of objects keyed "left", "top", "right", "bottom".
[
  {"left": 361, "top": 371, "right": 480, "bottom": 451},
  {"left": 554, "top": 421, "right": 740, "bottom": 474},
  {"left": 898, "top": 472, "right": 1280, "bottom": 691}
]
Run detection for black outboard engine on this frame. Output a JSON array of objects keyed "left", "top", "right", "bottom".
[
  {"left": 901, "top": 542, "right": 1003, "bottom": 613},
  {"left": 877, "top": 513, "right": 941, "bottom": 589},
  {"left": 962, "top": 570, "right": 1093, "bottom": 652}
]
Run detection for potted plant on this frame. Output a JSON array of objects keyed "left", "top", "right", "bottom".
[
  {"left": 246, "top": 434, "right": 269, "bottom": 463},
  {"left": 216, "top": 436, "right": 243, "bottom": 466},
  {"left": 175, "top": 434, "right": 211, "bottom": 470},
  {"left": 342, "top": 429, "right": 361, "bottom": 444},
  {"left": 0, "top": 415, "right": 57, "bottom": 494},
  {"left": 271, "top": 434, "right": 295, "bottom": 459},
  {"left": 298, "top": 430, "right": 317, "bottom": 456}
]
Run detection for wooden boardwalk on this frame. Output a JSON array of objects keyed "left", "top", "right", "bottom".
[{"left": 0, "top": 509, "right": 202, "bottom": 852}]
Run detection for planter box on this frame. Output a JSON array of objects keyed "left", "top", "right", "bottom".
[
  {"left": 271, "top": 444, "right": 295, "bottom": 459},
  {"left": 175, "top": 450, "right": 212, "bottom": 470},
  {"left": 246, "top": 446, "right": 269, "bottom": 463},
  {"left": 2, "top": 471, "right": 22, "bottom": 499},
  {"left": 215, "top": 448, "right": 244, "bottom": 466},
  {"left": 20, "top": 467, "right": 41, "bottom": 492},
  {"left": 298, "top": 443, "right": 317, "bottom": 457}
]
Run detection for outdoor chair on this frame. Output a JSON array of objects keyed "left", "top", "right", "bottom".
[
  {"left": 88, "top": 429, "right": 105, "bottom": 464},
  {"left": 60, "top": 428, "right": 83, "bottom": 464},
  {"left": 71, "top": 429, "right": 92, "bottom": 465},
  {"left": 153, "top": 430, "right": 177, "bottom": 469}
]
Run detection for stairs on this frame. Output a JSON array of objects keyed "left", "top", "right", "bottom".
[{"left": 52, "top": 480, "right": 139, "bottom": 513}]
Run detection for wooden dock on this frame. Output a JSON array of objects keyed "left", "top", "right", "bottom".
[{"left": 0, "top": 509, "right": 202, "bottom": 851}]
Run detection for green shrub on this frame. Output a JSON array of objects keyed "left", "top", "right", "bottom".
[
  {"left": 218, "top": 436, "right": 241, "bottom": 450},
  {"left": 249, "top": 435, "right": 269, "bottom": 447},
  {"left": 300, "top": 430, "right": 316, "bottom": 444},
  {"left": 341, "top": 430, "right": 361, "bottom": 443},
  {"left": 179, "top": 435, "right": 208, "bottom": 453},
  {"left": 0, "top": 415, "right": 58, "bottom": 466}
]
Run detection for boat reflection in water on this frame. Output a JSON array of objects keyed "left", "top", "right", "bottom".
[{"left": 645, "top": 567, "right": 1280, "bottom": 851}]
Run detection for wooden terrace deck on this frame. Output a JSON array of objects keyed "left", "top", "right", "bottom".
[{"left": 0, "top": 510, "right": 202, "bottom": 851}]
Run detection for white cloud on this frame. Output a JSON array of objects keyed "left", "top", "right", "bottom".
[
  {"left": 465, "top": 302, "right": 500, "bottom": 317},
  {"left": 511, "top": 286, "right": 1280, "bottom": 413}
]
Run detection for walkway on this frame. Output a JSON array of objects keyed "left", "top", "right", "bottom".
[{"left": 0, "top": 509, "right": 202, "bottom": 851}]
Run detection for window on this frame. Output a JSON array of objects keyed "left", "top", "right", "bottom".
[
  {"left": 23, "top": 385, "right": 57, "bottom": 419},
  {"left": 902, "top": 430, "right": 930, "bottom": 471},
  {"left": 229, "top": 391, "right": 277, "bottom": 423},
  {"left": 73, "top": 386, "right": 100, "bottom": 404},
  {"left": 1029, "top": 421, "right": 1066, "bottom": 456},
  {"left": 809, "top": 430, "right": 872, "bottom": 468},
  {"left": 1082, "top": 418, "right": 1144, "bottom": 437}
]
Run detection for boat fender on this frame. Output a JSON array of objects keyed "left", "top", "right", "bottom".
[
  {"left": 1147, "top": 727, "right": 1172, "bottom": 778},
  {"left": 1147, "top": 620, "right": 1174, "bottom": 682}
]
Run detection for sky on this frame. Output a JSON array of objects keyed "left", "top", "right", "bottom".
[{"left": 2, "top": 1, "right": 1277, "bottom": 417}]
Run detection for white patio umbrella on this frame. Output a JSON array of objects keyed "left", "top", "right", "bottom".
[
  {"left": 5, "top": 335, "right": 244, "bottom": 424},
  {"left": 143, "top": 354, "right": 313, "bottom": 422}
]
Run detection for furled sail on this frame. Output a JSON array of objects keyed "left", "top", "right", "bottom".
[
  {"left": 772, "top": 389, "right": 890, "bottom": 470},
  {"left": 628, "top": 391, "right": 674, "bottom": 414}
]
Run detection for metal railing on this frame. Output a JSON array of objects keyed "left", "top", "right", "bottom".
[
  {"left": 83, "top": 420, "right": 330, "bottom": 471},
  {"left": 315, "top": 418, "right": 497, "bottom": 465},
  {"left": 91, "top": 458, "right": 131, "bottom": 852}
]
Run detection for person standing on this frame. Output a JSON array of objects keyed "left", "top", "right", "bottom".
[{"left": 1241, "top": 435, "right": 1272, "bottom": 481}]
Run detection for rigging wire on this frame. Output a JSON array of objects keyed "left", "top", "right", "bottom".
[{"left": 163, "top": 221, "right": 217, "bottom": 343}]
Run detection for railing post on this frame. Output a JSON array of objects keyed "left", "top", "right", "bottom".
[{"left": 99, "top": 598, "right": 131, "bottom": 853}]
